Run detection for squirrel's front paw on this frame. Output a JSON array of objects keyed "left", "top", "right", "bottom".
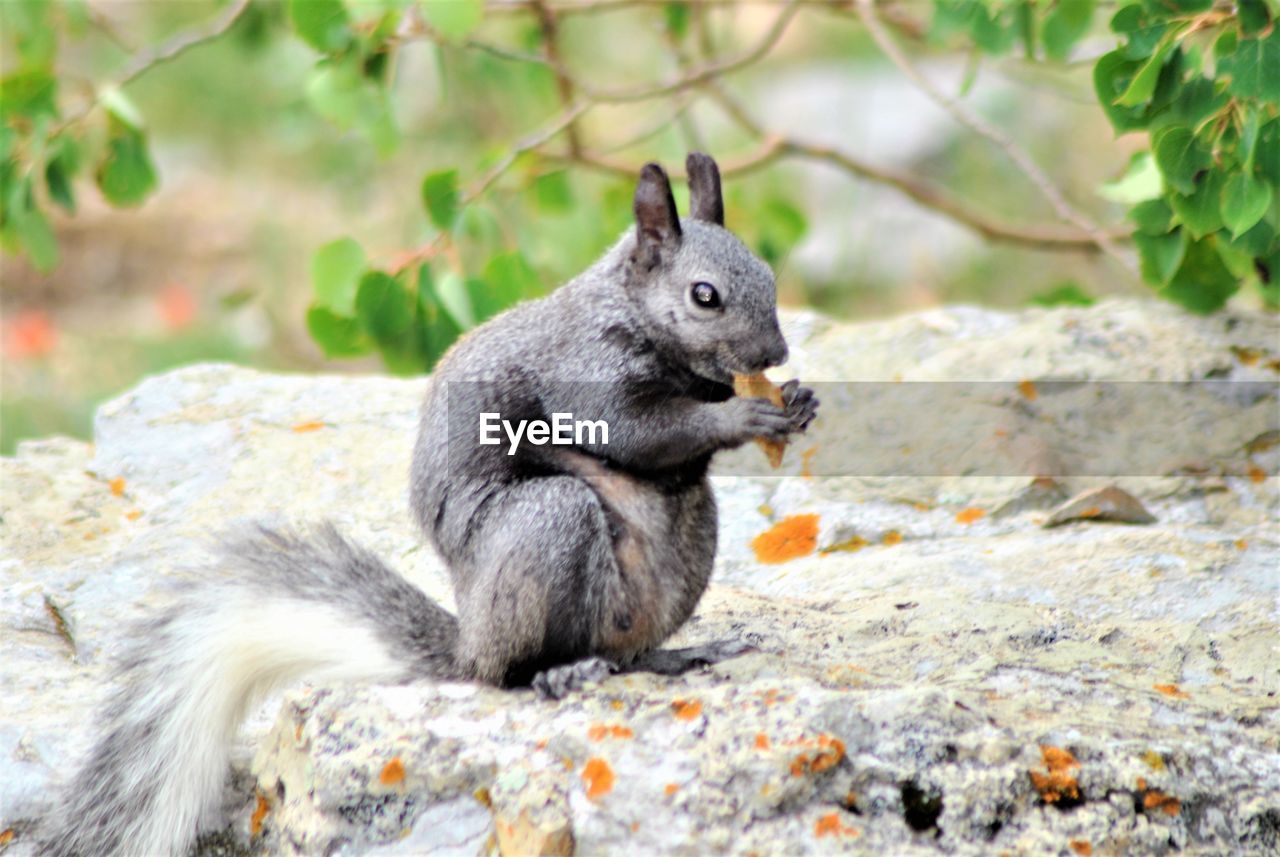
[
  {"left": 721, "top": 396, "right": 792, "bottom": 444},
  {"left": 780, "top": 379, "right": 819, "bottom": 433}
]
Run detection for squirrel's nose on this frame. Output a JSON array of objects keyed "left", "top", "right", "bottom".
[{"left": 751, "top": 338, "right": 788, "bottom": 371}]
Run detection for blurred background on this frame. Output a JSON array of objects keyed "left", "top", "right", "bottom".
[{"left": 3, "top": 0, "right": 1272, "bottom": 453}]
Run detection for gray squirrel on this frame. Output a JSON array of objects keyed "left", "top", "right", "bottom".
[{"left": 39, "top": 153, "right": 818, "bottom": 857}]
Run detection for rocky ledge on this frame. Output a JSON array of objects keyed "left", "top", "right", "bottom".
[{"left": 2, "top": 299, "right": 1277, "bottom": 855}]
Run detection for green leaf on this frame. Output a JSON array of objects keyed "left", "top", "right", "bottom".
[
  {"left": 95, "top": 125, "right": 157, "bottom": 207},
  {"left": 44, "top": 158, "right": 74, "bottom": 214},
  {"left": 1159, "top": 236, "right": 1240, "bottom": 314},
  {"left": 1041, "top": 0, "right": 1095, "bottom": 61},
  {"left": 435, "top": 269, "right": 474, "bottom": 329},
  {"left": 355, "top": 270, "right": 414, "bottom": 342},
  {"left": 1218, "top": 28, "right": 1280, "bottom": 103},
  {"left": 1240, "top": 109, "right": 1262, "bottom": 173},
  {"left": 1169, "top": 170, "right": 1226, "bottom": 239},
  {"left": 1256, "top": 119, "right": 1280, "bottom": 185},
  {"left": 44, "top": 136, "right": 80, "bottom": 214},
  {"left": 1238, "top": 0, "right": 1272, "bottom": 36},
  {"left": 756, "top": 197, "right": 807, "bottom": 268},
  {"left": 1115, "top": 39, "right": 1172, "bottom": 106},
  {"left": 1135, "top": 228, "right": 1187, "bottom": 285},
  {"left": 1029, "top": 282, "right": 1095, "bottom": 307},
  {"left": 1229, "top": 217, "right": 1276, "bottom": 257},
  {"left": 415, "top": 264, "right": 463, "bottom": 366},
  {"left": 1129, "top": 198, "right": 1174, "bottom": 235},
  {"left": 531, "top": 170, "right": 573, "bottom": 213},
  {"left": 288, "top": 0, "right": 351, "bottom": 53},
  {"left": 421, "top": 169, "right": 460, "bottom": 231},
  {"left": 99, "top": 86, "right": 145, "bottom": 131},
  {"left": 1093, "top": 51, "right": 1148, "bottom": 133},
  {"left": 0, "top": 70, "right": 57, "bottom": 121},
  {"left": 664, "top": 2, "right": 690, "bottom": 39},
  {"left": 311, "top": 237, "right": 366, "bottom": 315},
  {"left": 1153, "top": 127, "right": 1209, "bottom": 195},
  {"left": 306, "top": 305, "right": 370, "bottom": 357},
  {"left": 1221, "top": 172, "right": 1273, "bottom": 238},
  {"left": 13, "top": 198, "right": 58, "bottom": 273},
  {"left": 474, "top": 250, "right": 539, "bottom": 322},
  {"left": 1109, "top": 4, "right": 1167, "bottom": 60},
  {"left": 420, "top": 0, "right": 483, "bottom": 42},
  {"left": 1099, "top": 151, "right": 1162, "bottom": 203}
]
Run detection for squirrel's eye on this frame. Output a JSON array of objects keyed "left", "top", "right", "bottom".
[{"left": 691, "top": 281, "right": 721, "bottom": 309}]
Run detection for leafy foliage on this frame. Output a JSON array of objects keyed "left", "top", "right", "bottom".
[
  {"left": 4, "top": 0, "right": 1277, "bottom": 384},
  {"left": 1092, "top": 0, "right": 1280, "bottom": 311}
]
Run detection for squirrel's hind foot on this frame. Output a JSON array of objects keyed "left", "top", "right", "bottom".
[{"left": 532, "top": 656, "right": 620, "bottom": 700}]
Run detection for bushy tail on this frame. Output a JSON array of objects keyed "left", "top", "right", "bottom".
[{"left": 40, "top": 524, "right": 458, "bottom": 857}]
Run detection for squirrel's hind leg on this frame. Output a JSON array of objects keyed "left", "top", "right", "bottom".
[{"left": 452, "top": 476, "right": 618, "bottom": 686}]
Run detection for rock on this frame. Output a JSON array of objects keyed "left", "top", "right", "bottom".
[
  {"left": 1043, "top": 485, "right": 1157, "bottom": 528},
  {"left": 2, "top": 299, "right": 1278, "bottom": 855}
]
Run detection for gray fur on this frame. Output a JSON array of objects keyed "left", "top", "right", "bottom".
[{"left": 41, "top": 154, "right": 816, "bottom": 856}]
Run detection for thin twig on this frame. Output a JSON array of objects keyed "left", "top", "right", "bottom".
[
  {"left": 54, "top": 0, "right": 253, "bottom": 134},
  {"left": 532, "top": 0, "right": 584, "bottom": 156},
  {"left": 391, "top": 101, "right": 595, "bottom": 272},
  {"left": 852, "top": 0, "right": 1136, "bottom": 273},
  {"left": 580, "top": 0, "right": 801, "bottom": 103}
]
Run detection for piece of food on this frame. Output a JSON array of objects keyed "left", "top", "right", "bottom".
[{"left": 733, "top": 372, "right": 787, "bottom": 468}]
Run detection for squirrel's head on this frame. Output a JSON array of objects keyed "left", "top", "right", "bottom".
[{"left": 624, "top": 153, "right": 788, "bottom": 385}]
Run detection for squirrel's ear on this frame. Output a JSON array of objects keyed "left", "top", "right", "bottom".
[
  {"left": 686, "top": 152, "right": 724, "bottom": 226},
  {"left": 632, "top": 162, "right": 682, "bottom": 270}
]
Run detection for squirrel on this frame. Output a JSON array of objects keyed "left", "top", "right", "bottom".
[{"left": 38, "top": 153, "right": 818, "bottom": 857}]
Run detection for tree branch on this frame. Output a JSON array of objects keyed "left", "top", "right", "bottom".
[
  {"left": 852, "top": 0, "right": 1136, "bottom": 272},
  {"left": 54, "top": 0, "right": 253, "bottom": 134}
]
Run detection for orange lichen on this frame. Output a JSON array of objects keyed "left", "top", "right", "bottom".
[
  {"left": 125, "top": 509, "right": 143, "bottom": 521},
  {"left": 822, "top": 534, "right": 868, "bottom": 554},
  {"left": 1018, "top": 379, "right": 1038, "bottom": 401},
  {"left": 664, "top": 783, "right": 680, "bottom": 796},
  {"left": 250, "top": 793, "right": 270, "bottom": 837},
  {"left": 109, "top": 477, "right": 126, "bottom": 497},
  {"left": 751, "top": 514, "right": 819, "bottom": 564},
  {"left": 1141, "top": 787, "right": 1182, "bottom": 816},
  {"left": 587, "top": 723, "right": 634, "bottom": 741},
  {"left": 473, "top": 787, "right": 492, "bottom": 807},
  {"left": 1234, "top": 539, "right": 1248, "bottom": 550},
  {"left": 1069, "top": 840, "right": 1092, "bottom": 856},
  {"left": 292, "top": 420, "right": 325, "bottom": 433},
  {"left": 955, "top": 507, "right": 986, "bottom": 524},
  {"left": 379, "top": 757, "right": 405, "bottom": 786},
  {"left": 1247, "top": 464, "right": 1267, "bottom": 483},
  {"left": 1231, "top": 346, "right": 1262, "bottom": 365},
  {"left": 0, "top": 828, "right": 14, "bottom": 847},
  {"left": 610, "top": 699, "right": 625, "bottom": 710},
  {"left": 581, "top": 757, "right": 615, "bottom": 800},
  {"left": 754, "top": 733, "right": 771, "bottom": 750},
  {"left": 1079, "top": 506, "right": 1102, "bottom": 518},
  {"left": 882, "top": 530, "right": 903, "bottom": 546},
  {"left": 1153, "top": 683, "right": 1190, "bottom": 700},
  {"left": 790, "top": 734, "right": 845, "bottom": 776},
  {"left": 630, "top": 821, "right": 640, "bottom": 833},
  {"left": 1029, "top": 745, "right": 1080, "bottom": 804},
  {"left": 813, "top": 812, "right": 858, "bottom": 837},
  {"left": 672, "top": 699, "right": 703, "bottom": 721},
  {"left": 535, "top": 739, "right": 548, "bottom": 750}
]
